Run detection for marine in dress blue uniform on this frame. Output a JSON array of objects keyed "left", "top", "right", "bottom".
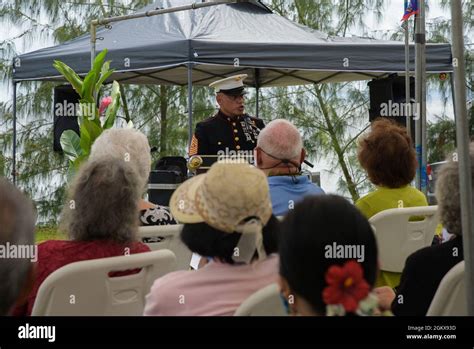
[{"left": 189, "top": 74, "right": 265, "bottom": 156}]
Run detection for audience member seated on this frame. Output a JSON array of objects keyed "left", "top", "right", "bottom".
[
  {"left": 144, "top": 161, "right": 279, "bottom": 316},
  {"left": 90, "top": 128, "right": 176, "bottom": 226},
  {"left": 375, "top": 144, "right": 473, "bottom": 316},
  {"left": 0, "top": 178, "right": 36, "bottom": 315},
  {"left": 255, "top": 119, "right": 324, "bottom": 216},
  {"left": 279, "top": 195, "right": 384, "bottom": 316},
  {"left": 355, "top": 118, "right": 428, "bottom": 288},
  {"left": 12, "top": 158, "right": 150, "bottom": 316}
]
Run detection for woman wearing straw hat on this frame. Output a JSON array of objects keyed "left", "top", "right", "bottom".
[{"left": 144, "top": 161, "right": 279, "bottom": 316}]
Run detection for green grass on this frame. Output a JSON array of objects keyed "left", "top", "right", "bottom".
[{"left": 35, "top": 225, "right": 66, "bottom": 243}]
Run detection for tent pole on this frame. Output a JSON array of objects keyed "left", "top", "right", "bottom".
[
  {"left": 451, "top": 0, "right": 474, "bottom": 316},
  {"left": 404, "top": 20, "right": 411, "bottom": 137},
  {"left": 414, "top": 0, "right": 427, "bottom": 193},
  {"left": 450, "top": 73, "right": 457, "bottom": 148},
  {"left": 255, "top": 69, "right": 260, "bottom": 118},
  {"left": 187, "top": 63, "right": 194, "bottom": 151},
  {"left": 255, "top": 87, "right": 259, "bottom": 118},
  {"left": 12, "top": 81, "right": 17, "bottom": 185},
  {"left": 420, "top": 0, "right": 427, "bottom": 195},
  {"left": 90, "top": 21, "right": 97, "bottom": 68}
]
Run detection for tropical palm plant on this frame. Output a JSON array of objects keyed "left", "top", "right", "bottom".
[{"left": 53, "top": 49, "right": 121, "bottom": 174}]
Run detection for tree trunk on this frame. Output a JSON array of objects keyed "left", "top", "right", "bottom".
[
  {"left": 314, "top": 86, "right": 360, "bottom": 202},
  {"left": 119, "top": 84, "right": 131, "bottom": 123},
  {"left": 159, "top": 85, "right": 168, "bottom": 156}
]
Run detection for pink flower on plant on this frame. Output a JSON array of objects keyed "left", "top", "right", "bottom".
[{"left": 99, "top": 96, "right": 113, "bottom": 114}]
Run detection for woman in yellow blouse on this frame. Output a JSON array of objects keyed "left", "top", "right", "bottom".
[{"left": 355, "top": 118, "right": 428, "bottom": 288}]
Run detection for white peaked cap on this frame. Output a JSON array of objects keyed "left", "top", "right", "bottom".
[{"left": 209, "top": 74, "right": 248, "bottom": 95}]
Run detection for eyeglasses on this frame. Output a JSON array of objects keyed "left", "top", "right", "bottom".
[{"left": 225, "top": 94, "right": 245, "bottom": 101}]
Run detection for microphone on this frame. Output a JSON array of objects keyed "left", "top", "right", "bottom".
[
  {"left": 188, "top": 155, "right": 203, "bottom": 172},
  {"left": 303, "top": 160, "right": 314, "bottom": 168}
]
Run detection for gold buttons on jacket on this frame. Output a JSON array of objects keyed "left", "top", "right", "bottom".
[
  {"left": 235, "top": 137, "right": 239, "bottom": 141},
  {"left": 236, "top": 145, "right": 241, "bottom": 150},
  {"left": 234, "top": 129, "right": 238, "bottom": 133}
]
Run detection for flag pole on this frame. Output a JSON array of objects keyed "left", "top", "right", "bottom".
[
  {"left": 404, "top": 17, "right": 411, "bottom": 137},
  {"left": 414, "top": 0, "right": 427, "bottom": 193}
]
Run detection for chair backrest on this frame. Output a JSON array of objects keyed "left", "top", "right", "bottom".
[
  {"left": 369, "top": 206, "right": 438, "bottom": 273},
  {"left": 137, "top": 224, "right": 192, "bottom": 270},
  {"left": 234, "top": 283, "right": 287, "bottom": 316},
  {"left": 31, "top": 250, "right": 176, "bottom": 316},
  {"left": 427, "top": 261, "right": 466, "bottom": 316}
]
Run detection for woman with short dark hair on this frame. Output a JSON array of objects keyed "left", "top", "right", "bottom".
[
  {"left": 358, "top": 119, "right": 418, "bottom": 191},
  {"left": 13, "top": 158, "right": 150, "bottom": 316},
  {"left": 356, "top": 118, "right": 427, "bottom": 218},
  {"left": 279, "top": 195, "right": 380, "bottom": 316}
]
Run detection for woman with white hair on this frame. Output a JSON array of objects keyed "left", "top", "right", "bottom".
[
  {"left": 375, "top": 143, "right": 474, "bottom": 316},
  {"left": 90, "top": 128, "right": 175, "bottom": 225},
  {"left": 13, "top": 158, "right": 151, "bottom": 316}
]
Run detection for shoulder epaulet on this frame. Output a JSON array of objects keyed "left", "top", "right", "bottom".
[{"left": 197, "top": 114, "right": 218, "bottom": 125}]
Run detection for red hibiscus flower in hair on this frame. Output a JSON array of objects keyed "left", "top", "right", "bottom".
[{"left": 322, "top": 260, "right": 370, "bottom": 313}]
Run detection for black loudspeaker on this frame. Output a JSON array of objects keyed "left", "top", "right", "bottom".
[
  {"left": 368, "top": 75, "right": 415, "bottom": 124},
  {"left": 148, "top": 157, "right": 188, "bottom": 206},
  {"left": 53, "top": 85, "right": 80, "bottom": 152}
]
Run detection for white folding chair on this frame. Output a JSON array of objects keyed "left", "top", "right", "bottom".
[
  {"left": 369, "top": 206, "right": 439, "bottom": 273},
  {"left": 138, "top": 224, "right": 192, "bottom": 270},
  {"left": 234, "top": 283, "right": 287, "bottom": 316},
  {"left": 31, "top": 250, "right": 176, "bottom": 316},
  {"left": 427, "top": 261, "right": 466, "bottom": 316}
]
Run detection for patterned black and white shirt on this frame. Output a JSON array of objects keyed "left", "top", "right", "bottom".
[{"left": 139, "top": 205, "right": 176, "bottom": 226}]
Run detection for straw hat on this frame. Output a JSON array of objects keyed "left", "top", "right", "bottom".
[{"left": 170, "top": 160, "right": 272, "bottom": 263}]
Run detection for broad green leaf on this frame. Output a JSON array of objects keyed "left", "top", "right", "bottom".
[
  {"left": 110, "top": 79, "right": 120, "bottom": 98},
  {"left": 72, "top": 154, "right": 88, "bottom": 171},
  {"left": 91, "top": 49, "right": 108, "bottom": 85},
  {"left": 87, "top": 120, "right": 102, "bottom": 147},
  {"left": 53, "top": 61, "right": 83, "bottom": 96},
  {"left": 79, "top": 121, "right": 91, "bottom": 157},
  {"left": 103, "top": 81, "right": 121, "bottom": 129},
  {"left": 95, "top": 61, "right": 115, "bottom": 92},
  {"left": 77, "top": 99, "right": 95, "bottom": 123},
  {"left": 60, "top": 130, "right": 82, "bottom": 162},
  {"left": 66, "top": 153, "right": 87, "bottom": 181},
  {"left": 81, "top": 71, "right": 96, "bottom": 104},
  {"left": 80, "top": 117, "right": 102, "bottom": 154}
]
